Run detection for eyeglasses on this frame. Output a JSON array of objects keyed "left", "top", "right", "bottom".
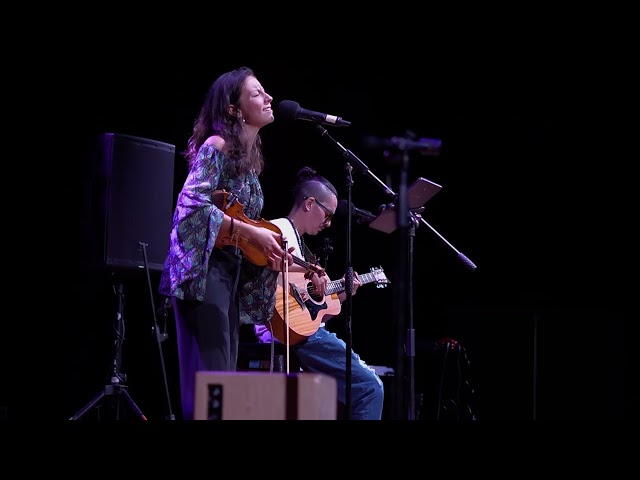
[{"left": 305, "top": 196, "right": 334, "bottom": 223}]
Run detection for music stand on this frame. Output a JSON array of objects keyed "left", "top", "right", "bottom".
[
  {"left": 368, "top": 177, "right": 441, "bottom": 420},
  {"left": 369, "top": 177, "right": 442, "bottom": 234},
  {"left": 312, "top": 126, "right": 476, "bottom": 419}
]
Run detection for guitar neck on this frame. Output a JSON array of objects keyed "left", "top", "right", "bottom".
[
  {"left": 325, "top": 271, "right": 378, "bottom": 296},
  {"left": 291, "top": 255, "right": 324, "bottom": 275}
]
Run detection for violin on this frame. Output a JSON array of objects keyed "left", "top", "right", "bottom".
[{"left": 212, "top": 190, "right": 325, "bottom": 275}]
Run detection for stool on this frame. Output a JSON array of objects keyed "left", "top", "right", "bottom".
[
  {"left": 238, "top": 325, "right": 301, "bottom": 372},
  {"left": 238, "top": 341, "right": 301, "bottom": 372}
]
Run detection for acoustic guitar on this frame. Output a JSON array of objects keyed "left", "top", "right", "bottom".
[{"left": 269, "top": 267, "right": 390, "bottom": 345}]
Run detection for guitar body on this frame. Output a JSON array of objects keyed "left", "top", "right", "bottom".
[
  {"left": 270, "top": 267, "right": 390, "bottom": 345},
  {"left": 212, "top": 190, "right": 282, "bottom": 267},
  {"left": 270, "top": 272, "right": 341, "bottom": 346}
]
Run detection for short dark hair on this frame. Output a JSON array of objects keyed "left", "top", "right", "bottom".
[{"left": 293, "top": 166, "right": 337, "bottom": 206}]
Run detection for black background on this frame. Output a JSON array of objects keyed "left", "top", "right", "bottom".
[{"left": 9, "top": 11, "right": 632, "bottom": 422}]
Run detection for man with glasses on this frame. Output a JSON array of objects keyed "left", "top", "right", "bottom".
[
  {"left": 308, "top": 195, "right": 334, "bottom": 224},
  {"left": 253, "top": 166, "right": 384, "bottom": 420}
]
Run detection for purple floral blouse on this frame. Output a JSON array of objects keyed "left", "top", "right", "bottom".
[{"left": 159, "top": 144, "right": 278, "bottom": 325}]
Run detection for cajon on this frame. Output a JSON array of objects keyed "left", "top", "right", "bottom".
[{"left": 194, "top": 371, "right": 337, "bottom": 420}]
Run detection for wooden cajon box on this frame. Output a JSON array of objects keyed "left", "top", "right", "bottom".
[{"left": 194, "top": 371, "right": 337, "bottom": 420}]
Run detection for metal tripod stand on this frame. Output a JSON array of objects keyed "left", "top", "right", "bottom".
[{"left": 69, "top": 281, "right": 147, "bottom": 420}]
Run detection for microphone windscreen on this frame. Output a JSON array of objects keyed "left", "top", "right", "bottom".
[{"left": 276, "top": 100, "right": 300, "bottom": 122}]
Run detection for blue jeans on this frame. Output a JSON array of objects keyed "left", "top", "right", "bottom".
[{"left": 255, "top": 324, "right": 384, "bottom": 420}]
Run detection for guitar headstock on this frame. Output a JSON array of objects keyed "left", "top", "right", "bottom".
[{"left": 370, "top": 266, "right": 390, "bottom": 288}]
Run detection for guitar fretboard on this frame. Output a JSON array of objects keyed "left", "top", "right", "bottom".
[
  {"left": 325, "top": 271, "right": 380, "bottom": 295},
  {"left": 292, "top": 255, "right": 324, "bottom": 275}
]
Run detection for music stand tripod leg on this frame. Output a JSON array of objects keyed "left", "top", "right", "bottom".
[
  {"left": 68, "top": 390, "right": 105, "bottom": 420},
  {"left": 120, "top": 387, "right": 147, "bottom": 420}
]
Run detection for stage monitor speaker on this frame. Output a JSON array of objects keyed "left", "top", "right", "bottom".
[
  {"left": 194, "top": 371, "right": 337, "bottom": 420},
  {"left": 91, "top": 133, "right": 175, "bottom": 272}
]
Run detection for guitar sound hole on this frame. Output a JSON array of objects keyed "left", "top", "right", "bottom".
[{"left": 307, "top": 283, "right": 324, "bottom": 302}]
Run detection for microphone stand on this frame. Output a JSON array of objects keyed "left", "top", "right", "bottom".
[
  {"left": 315, "top": 125, "right": 392, "bottom": 420},
  {"left": 315, "top": 127, "right": 396, "bottom": 198},
  {"left": 384, "top": 145, "right": 477, "bottom": 420},
  {"left": 315, "top": 125, "right": 477, "bottom": 420},
  {"left": 343, "top": 164, "right": 354, "bottom": 420}
]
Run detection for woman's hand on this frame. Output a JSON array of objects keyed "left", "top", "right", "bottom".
[{"left": 252, "top": 227, "right": 293, "bottom": 271}]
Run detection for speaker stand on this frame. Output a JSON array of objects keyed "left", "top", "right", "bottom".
[
  {"left": 69, "top": 383, "right": 146, "bottom": 420},
  {"left": 69, "top": 281, "right": 147, "bottom": 420}
]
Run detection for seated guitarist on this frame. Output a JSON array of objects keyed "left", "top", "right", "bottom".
[{"left": 254, "top": 166, "right": 384, "bottom": 420}]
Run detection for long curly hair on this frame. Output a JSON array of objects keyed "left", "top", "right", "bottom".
[{"left": 183, "top": 66, "right": 265, "bottom": 176}]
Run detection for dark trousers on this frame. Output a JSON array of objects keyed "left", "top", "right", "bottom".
[{"left": 172, "top": 248, "right": 242, "bottom": 420}]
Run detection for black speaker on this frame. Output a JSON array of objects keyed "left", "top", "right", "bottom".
[{"left": 89, "top": 133, "right": 175, "bottom": 272}]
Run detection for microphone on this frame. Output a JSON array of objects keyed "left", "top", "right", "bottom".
[
  {"left": 337, "top": 199, "right": 377, "bottom": 225},
  {"left": 362, "top": 135, "right": 442, "bottom": 155},
  {"left": 277, "top": 100, "right": 351, "bottom": 127}
]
